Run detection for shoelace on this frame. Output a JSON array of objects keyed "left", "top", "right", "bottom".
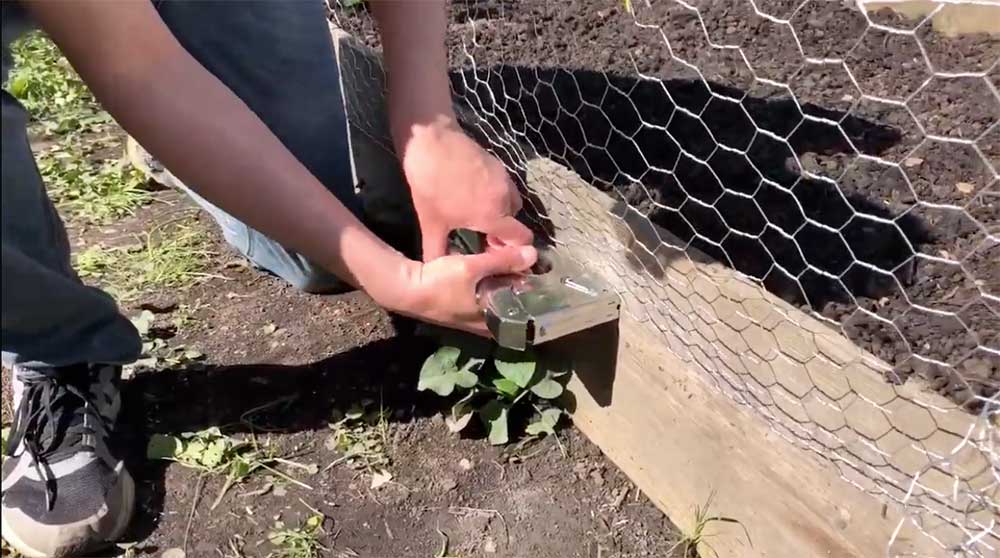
[{"left": 3, "top": 367, "right": 106, "bottom": 511}]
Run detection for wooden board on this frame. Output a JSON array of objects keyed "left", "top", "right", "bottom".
[
  {"left": 525, "top": 158, "right": 993, "bottom": 558},
  {"left": 328, "top": 25, "right": 996, "bottom": 558}
]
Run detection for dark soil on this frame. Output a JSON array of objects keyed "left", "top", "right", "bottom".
[
  {"left": 4, "top": 189, "right": 684, "bottom": 557},
  {"left": 334, "top": 0, "right": 999, "bottom": 411}
]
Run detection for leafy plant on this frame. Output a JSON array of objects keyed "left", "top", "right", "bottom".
[
  {"left": 417, "top": 336, "right": 569, "bottom": 445},
  {"left": 147, "top": 427, "right": 316, "bottom": 509},
  {"left": 39, "top": 147, "right": 151, "bottom": 224},
  {"left": 670, "top": 491, "right": 751, "bottom": 558},
  {"left": 267, "top": 514, "right": 327, "bottom": 558},
  {"left": 324, "top": 400, "right": 392, "bottom": 484},
  {"left": 6, "top": 32, "right": 153, "bottom": 225},
  {"left": 6, "top": 31, "right": 107, "bottom": 135}
]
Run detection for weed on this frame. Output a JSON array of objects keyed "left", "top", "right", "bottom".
[
  {"left": 669, "top": 491, "right": 751, "bottom": 558},
  {"left": 74, "top": 223, "right": 214, "bottom": 302},
  {"left": 7, "top": 32, "right": 152, "bottom": 223},
  {"left": 147, "top": 427, "right": 316, "bottom": 510},
  {"left": 39, "top": 147, "right": 151, "bottom": 224},
  {"left": 7, "top": 32, "right": 107, "bottom": 136},
  {"left": 418, "top": 333, "right": 569, "bottom": 446},
  {"left": 324, "top": 399, "right": 391, "bottom": 481},
  {"left": 267, "top": 514, "right": 327, "bottom": 558},
  {"left": 124, "top": 309, "right": 206, "bottom": 376}
]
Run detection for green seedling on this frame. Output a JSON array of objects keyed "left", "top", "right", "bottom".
[
  {"left": 324, "top": 400, "right": 391, "bottom": 482},
  {"left": 267, "top": 514, "right": 327, "bottom": 558},
  {"left": 670, "top": 491, "right": 751, "bottom": 558},
  {"left": 417, "top": 336, "right": 569, "bottom": 446},
  {"left": 147, "top": 427, "right": 315, "bottom": 510},
  {"left": 75, "top": 222, "right": 214, "bottom": 302}
]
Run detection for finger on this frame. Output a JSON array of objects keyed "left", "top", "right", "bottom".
[
  {"left": 509, "top": 186, "right": 524, "bottom": 215},
  {"left": 478, "top": 215, "right": 533, "bottom": 248},
  {"left": 465, "top": 244, "right": 537, "bottom": 281},
  {"left": 420, "top": 222, "right": 450, "bottom": 262}
]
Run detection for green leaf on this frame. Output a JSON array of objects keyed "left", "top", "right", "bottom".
[
  {"left": 494, "top": 347, "right": 537, "bottom": 388},
  {"left": 446, "top": 391, "right": 476, "bottom": 433},
  {"left": 418, "top": 346, "right": 480, "bottom": 396},
  {"left": 179, "top": 440, "right": 206, "bottom": 462},
  {"left": 200, "top": 438, "right": 227, "bottom": 468},
  {"left": 492, "top": 377, "right": 521, "bottom": 398},
  {"left": 479, "top": 400, "right": 509, "bottom": 446},
  {"left": 230, "top": 459, "right": 252, "bottom": 480},
  {"left": 146, "top": 434, "right": 181, "bottom": 460},
  {"left": 525, "top": 408, "right": 563, "bottom": 437},
  {"left": 530, "top": 377, "right": 564, "bottom": 399},
  {"left": 305, "top": 514, "right": 324, "bottom": 530}
]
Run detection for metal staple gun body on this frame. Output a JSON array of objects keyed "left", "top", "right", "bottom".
[{"left": 453, "top": 230, "right": 621, "bottom": 350}]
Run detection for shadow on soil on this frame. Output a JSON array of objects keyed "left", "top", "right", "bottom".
[
  {"left": 452, "top": 66, "right": 932, "bottom": 310},
  {"left": 115, "top": 334, "right": 440, "bottom": 550}
]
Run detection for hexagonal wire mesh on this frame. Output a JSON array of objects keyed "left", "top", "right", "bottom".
[{"left": 330, "top": 1, "right": 998, "bottom": 555}]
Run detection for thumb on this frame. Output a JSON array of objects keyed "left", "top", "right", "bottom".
[
  {"left": 420, "top": 222, "right": 450, "bottom": 262},
  {"left": 466, "top": 244, "right": 538, "bottom": 281},
  {"left": 477, "top": 216, "right": 534, "bottom": 248}
]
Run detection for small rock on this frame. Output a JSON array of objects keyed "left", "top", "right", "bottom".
[
  {"left": 441, "top": 478, "right": 458, "bottom": 492},
  {"left": 590, "top": 470, "right": 605, "bottom": 487},
  {"left": 371, "top": 470, "right": 393, "bottom": 489},
  {"left": 956, "top": 182, "right": 975, "bottom": 195},
  {"left": 903, "top": 157, "right": 923, "bottom": 167},
  {"left": 484, "top": 536, "right": 498, "bottom": 554},
  {"left": 459, "top": 458, "right": 473, "bottom": 471},
  {"left": 162, "top": 549, "right": 185, "bottom": 558}
]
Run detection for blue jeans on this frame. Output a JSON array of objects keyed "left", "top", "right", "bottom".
[{"left": 2, "top": 0, "right": 392, "bottom": 369}]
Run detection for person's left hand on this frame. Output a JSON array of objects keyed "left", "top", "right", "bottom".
[{"left": 399, "top": 120, "right": 534, "bottom": 261}]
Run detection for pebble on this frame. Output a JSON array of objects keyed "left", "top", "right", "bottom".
[{"left": 459, "top": 458, "right": 474, "bottom": 471}]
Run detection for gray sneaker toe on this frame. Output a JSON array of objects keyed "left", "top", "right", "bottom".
[{"left": 1, "top": 462, "right": 135, "bottom": 558}]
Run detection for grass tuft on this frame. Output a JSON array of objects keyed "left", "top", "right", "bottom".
[{"left": 74, "top": 222, "right": 214, "bottom": 302}]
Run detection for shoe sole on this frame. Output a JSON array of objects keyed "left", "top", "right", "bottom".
[
  {"left": 1, "top": 469, "right": 135, "bottom": 558},
  {"left": 125, "top": 136, "right": 181, "bottom": 189}
]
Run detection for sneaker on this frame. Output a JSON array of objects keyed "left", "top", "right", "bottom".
[
  {"left": 126, "top": 136, "right": 183, "bottom": 189},
  {"left": 1, "top": 364, "right": 135, "bottom": 557}
]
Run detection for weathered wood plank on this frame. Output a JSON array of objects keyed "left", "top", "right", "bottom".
[{"left": 525, "top": 157, "right": 991, "bottom": 558}]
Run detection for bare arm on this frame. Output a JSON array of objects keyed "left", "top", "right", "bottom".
[
  {"left": 25, "top": 0, "right": 412, "bottom": 306},
  {"left": 26, "top": 0, "right": 535, "bottom": 335},
  {"left": 370, "top": 1, "right": 533, "bottom": 260},
  {"left": 369, "top": 0, "right": 456, "bottom": 146}
]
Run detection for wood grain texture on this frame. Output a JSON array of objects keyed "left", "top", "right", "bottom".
[{"left": 525, "top": 158, "right": 991, "bottom": 558}]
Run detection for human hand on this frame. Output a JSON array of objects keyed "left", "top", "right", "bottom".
[
  {"left": 384, "top": 244, "right": 538, "bottom": 336},
  {"left": 400, "top": 119, "right": 534, "bottom": 261}
]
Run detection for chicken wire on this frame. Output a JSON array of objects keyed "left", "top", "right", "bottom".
[{"left": 329, "top": 1, "right": 998, "bottom": 556}]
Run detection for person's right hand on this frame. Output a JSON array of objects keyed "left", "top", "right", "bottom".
[{"left": 384, "top": 244, "right": 538, "bottom": 336}]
